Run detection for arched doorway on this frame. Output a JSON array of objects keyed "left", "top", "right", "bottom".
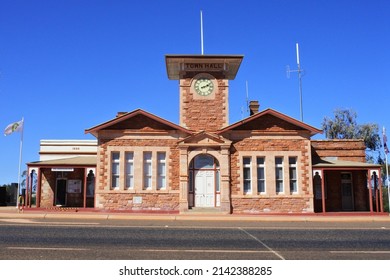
[{"left": 188, "top": 154, "right": 220, "bottom": 208}]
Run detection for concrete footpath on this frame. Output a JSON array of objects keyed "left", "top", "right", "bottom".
[{"left": 1, "top": 206, "right": 390, "bottom": 222}]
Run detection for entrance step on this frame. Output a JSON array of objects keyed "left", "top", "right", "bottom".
[{"left": 183, "top": 207, "right": 229, "bottom": 215}]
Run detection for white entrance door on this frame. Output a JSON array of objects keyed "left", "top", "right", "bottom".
[{"left": 194, "top": 170, "right": 215, "bottom": 207}]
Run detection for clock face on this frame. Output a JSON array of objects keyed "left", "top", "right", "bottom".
[{"left": 194, "top": 78, "right": 214, "bottom": 96}]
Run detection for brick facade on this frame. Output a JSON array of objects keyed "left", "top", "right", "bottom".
[
  {"left": 39, "top": 169, "right": 55, "bottom": 208},
  {"left": 86, "top": 105, "right": 380, "bottom": 214},
  {"left": 228, "top": 136, "right": 314, "bottom": 213},
  {"left": 180, "top": 77, "right": 228, "bottom": 131},
  {"left": 311, "top": 140, "right": 366, "bottom": 162},
  {"left": 94, "top": 127, "right": 184, "bottom": 211}
]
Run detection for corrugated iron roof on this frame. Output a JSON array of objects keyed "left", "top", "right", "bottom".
[{"left": 28, "top": 156, "right": 96, "bottom": 167}]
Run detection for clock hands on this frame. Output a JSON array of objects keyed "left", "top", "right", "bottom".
[{"left": 201, "top": 82, "right": 212, "bottom": 90}]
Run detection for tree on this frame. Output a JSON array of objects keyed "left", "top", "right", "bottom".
[
  {"left": 358, "top": 123, "right": 381, "bottom": 151},
  {"left": 322, "top": 109, "right": 358, "bottom": 140},
  {"left": 322, "top": 109, "right": 382, "bottom": 161}
]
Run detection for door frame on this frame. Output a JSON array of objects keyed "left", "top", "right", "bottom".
[{"left": 188, "top": 154, "right": 220, "bottom": 208}]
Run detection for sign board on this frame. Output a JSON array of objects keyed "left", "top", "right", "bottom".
[
  {"left": 183, "top": 63, "right": 225, "bottom": 71},
  {"left": 52, "top": 168, "right": 74, "bottom": 172},
  {"left": 67, "top": 180, "right": 82, "bottom": 193}
]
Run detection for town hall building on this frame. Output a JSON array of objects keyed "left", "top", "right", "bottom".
[{"left": 26, "top": 54, "right": 384, "bottom": 214}]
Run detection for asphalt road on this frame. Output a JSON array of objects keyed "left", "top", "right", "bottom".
[{"left": 0, "top": 218, "right": 390, "bottom": 260}]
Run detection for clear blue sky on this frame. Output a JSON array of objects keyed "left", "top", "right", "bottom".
[{"left": 1, "top": 0, "right": 389, "bottom": 184}]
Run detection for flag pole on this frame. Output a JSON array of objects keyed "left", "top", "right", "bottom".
[
  {"left": 383, "top": 126, "right": 390, "bottom": 212},
  {"left": 200, "top": 10, "right": 204, "bottom": 55},
  {"left": 16, "top": 117, "right": 24, "bottom": 209},
  {"left": 386, "top": 152, "right": 390, "bottom": 212}
]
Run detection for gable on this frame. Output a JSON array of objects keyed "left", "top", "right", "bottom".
[
  {"left": 231, "top": 114, "right": 304, "bottom": 132},
  {"left": 218, "top": 108, "right": 321, "bottom": 136},
  {"left": 85, "top": 109, "right": 192, "bottom": 137},
  {"left": 104, "top": 114, "right": 176, "bottom": 131}
]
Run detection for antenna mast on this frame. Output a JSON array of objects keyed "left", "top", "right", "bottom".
[
  {"left": 200, "top": 10, "right": 204, "bottom": 55},
  {"left": 240, "top": 81, "right": 250, "bottom": 119},
  {"left": 286, "top": 43, "right": 304, "bottom": 121},
  {"left": 246, "top": 80, "right": 249, "bottom": 113}
]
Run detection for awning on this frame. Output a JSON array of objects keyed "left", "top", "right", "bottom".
[{"left": 27, "top": 156, "right": 96, "bottom": 167}]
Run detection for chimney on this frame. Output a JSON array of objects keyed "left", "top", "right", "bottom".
[
  {"left": 249, "top": 100, "right": 260, "bottom": 116},
  {"left": 116, "top": 112, "right": 127, "bottom": 118}
]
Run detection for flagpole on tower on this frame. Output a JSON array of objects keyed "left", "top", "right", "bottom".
[{"left": 200, "top": 10, "right": 204, "bottom": 55}]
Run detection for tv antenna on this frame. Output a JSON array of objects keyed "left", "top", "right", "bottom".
[
  {"left": 245, "top": 80, "right": 249, "bottom": 113},
  {"left": 240, "top": 80, "right": 250, "bottom": 119},
  {"left": 286, "top": 43, "right": 304, "bottom": 121}
]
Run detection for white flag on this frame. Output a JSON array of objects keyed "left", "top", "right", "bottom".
[
  {"left": 383, "top": 127, "right": 389, "bottom": 154},
  {"left": 4, "top": 119, "right": 24, "bottom": 136}
]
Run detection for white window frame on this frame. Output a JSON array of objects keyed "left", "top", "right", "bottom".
[
  {"left": 125, "top": 152, "right": 134, "bottom": 189},
  {"left": 243, "top": 157, "right": 252, "bottom": 194},
  {"left": 257, "top": 157, "right": 266, "bottom": 193},
  {"left": 157, "top": 152, "right": 166, "bottom": 190},
  {"left": 111, "top": 152, "right": 120, "bottom": 190},
  {"left": 275, "top": 157, "right": 284, "bottom": 194},
  {"left": 289, "top": 156, "right": 298, "bottom": 193},
  {"left": 143, "top": 152, "right": 153, "bottom": 190}
]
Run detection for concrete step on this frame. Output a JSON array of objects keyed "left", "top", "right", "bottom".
[{"left": 183, "top": 207, "right": 229, "bottom": 215}]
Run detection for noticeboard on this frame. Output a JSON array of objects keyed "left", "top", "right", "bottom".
[{"left": 67, "top": 180, "right": 82, "bottom": 193}]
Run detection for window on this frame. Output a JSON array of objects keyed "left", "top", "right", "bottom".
[
  {"left": 243, "top": 157, "right": 252, "bottom": 193},
  {"left": 289, "top": 157, "right": 297, "bottom": 193},
  {"left": 216, "top": 170, "right": 220, "bottom": 192},
  {"left": 143, "top": 152, "right": 152, "bottom": 190},
  {"left": 275, "top": 157, "right": 284, "bottom": 193},
  {"left": 125, "top": 152, "right": 134, "bottom": 189},
  {"left": 257, "top": 157, "right": 265, "bottom": 193},
  {"left": 195, "top": 154, "right": 214, "bottom": 169},
  {"left": 157, "top": 152, "right": 166, "bottom": 190},
  {"left": 111, "top": 152, "right": 120, "bottom": 190},
  {"left": 188, "top": 170, "right": 194, "bottom": 192}
]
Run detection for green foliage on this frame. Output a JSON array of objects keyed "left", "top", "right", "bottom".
[
  {"left": 358, "top": 123, "right": 381, "bottom": 151},
  {"left": 322, "top": 109, "right": 381, "bottom": 152},
  {"left": 322, "top": 109, "right": 358, "bottom": 139}
]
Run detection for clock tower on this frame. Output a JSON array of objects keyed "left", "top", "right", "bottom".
[{"left": 166, "top": 55, "right": 243, "bottom": 132}]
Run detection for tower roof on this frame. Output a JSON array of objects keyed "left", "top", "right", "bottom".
[{"left": 165, "top": 54, "right": 244, "bottom": 80}]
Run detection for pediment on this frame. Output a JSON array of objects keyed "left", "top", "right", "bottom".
[
  {"left": 179, "top": 131, "right": 231, "bottom": 146},
  {"left": 104, "top": 114, "right": 174, "bottom": 131},
  {"left": 233, "top": 114, "right": 303, "bottom": 132},
  {"left": 219, "top": 108, "right": 321, "bottom": 136},
  {"left": 85, "top": 109, "right": 191, "bottom": 137}
]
